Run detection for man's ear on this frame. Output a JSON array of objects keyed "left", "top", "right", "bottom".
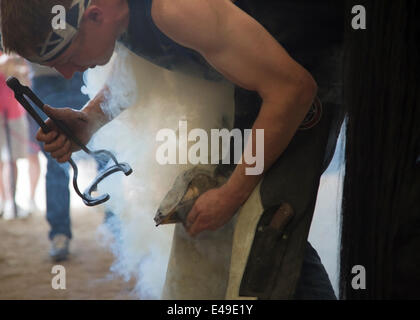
[{"left": 84, "top": 6, "right": 104, "bottom": 24}]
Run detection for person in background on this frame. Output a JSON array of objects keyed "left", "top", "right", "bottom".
[
  {"left": 26, "top": 115, "right": 41, "bottom": 214},
  {"left": 0, "top": 52, "right": 30, "bottom": 219},
  {"left": 28, "top": 63, "right": 114, "bottom": 261},
  {"left": 28, "top": 63, "right": 86, "bottom": 261}
]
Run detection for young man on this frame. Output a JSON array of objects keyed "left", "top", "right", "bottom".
[
  {"left": 27, "top": 63, "right": 116, "bottom": 261},
  {"left": 1, "top": 0, "right": 344, "bottom": 299}
]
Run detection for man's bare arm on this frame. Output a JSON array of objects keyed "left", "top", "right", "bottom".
[
  {"left": 83, "top": 86, "right": 112, "bottom": 128},
  {"left": 152, "top": 0, "right": 317, "bottom": 213},
  {"left": 37, "top": 65, "right": 124, "bottom": 163}
]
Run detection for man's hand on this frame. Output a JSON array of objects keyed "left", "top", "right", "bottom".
[
  {"left": 36, "top": 86, "right": 117, "bottom": 163},
  {"left": 186, "top": 185, "right": 243, "bottom": 237},
  {"left": 36, "top": 105, "right": 95, "bottom": 163}
]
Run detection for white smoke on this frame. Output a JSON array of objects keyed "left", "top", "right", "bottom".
[
  {"left": 82, "top": 44, "right": 234, "bottom": 299},
  {"left": 81, "top": 43, "right": 345, "bottom": 299}
]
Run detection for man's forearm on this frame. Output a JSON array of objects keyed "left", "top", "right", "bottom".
[
  {"left": 224, "top": 78, "right": 317, "bottom": 206},
  {"left": 81, "top": 86, "right": 113, "bottom": 134}
]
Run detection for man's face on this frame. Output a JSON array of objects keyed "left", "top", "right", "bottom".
[
  {"left": 45, "top": 27, "right": 116, "bottom": 79},
  {"left": 43, "top": 4, "right": 121, "bottom": 79}
]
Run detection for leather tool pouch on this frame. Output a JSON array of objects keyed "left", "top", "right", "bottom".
[{"left": 240, "top": 203, "right": 295, "bottom": 295}]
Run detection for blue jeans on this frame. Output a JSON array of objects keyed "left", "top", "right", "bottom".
[
  {"left": 294, "top": 242, "right": 337, "bottom": 300},
  {"left": 32, "top": 73, "right": 88, "bottom": 240}
]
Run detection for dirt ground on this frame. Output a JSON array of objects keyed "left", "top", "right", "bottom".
[
  {"left": 0, "top": 139, "right": 344, "bottom": 300},
  {"left": 0, "top": 208, "right": 136, "bottom": 300}
]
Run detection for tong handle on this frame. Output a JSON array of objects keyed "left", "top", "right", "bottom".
[
  {"left": 6, "top": 77, "right": 133, "bottom": 207},
  {"left": 6, "top": 77, "right": 89, "bottom": 153}
]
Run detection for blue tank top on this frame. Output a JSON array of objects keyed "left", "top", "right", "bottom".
[
  {"left": 119, "top": 0, "right": 224, "bottom": 81},
  {"left": 119, "top": 0, "right": 344, "bottom": 85}
]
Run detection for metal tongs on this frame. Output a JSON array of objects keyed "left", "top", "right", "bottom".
[{"left": 6, "top": 77, "right": 133, "bottom": 207}]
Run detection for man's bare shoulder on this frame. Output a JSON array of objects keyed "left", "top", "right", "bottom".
[
  {"left": 150, "top": 0, "right": 224, "bottom": 52},
  {"left": 151, "top": 0, "right": 197, "bottom": 28}
]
